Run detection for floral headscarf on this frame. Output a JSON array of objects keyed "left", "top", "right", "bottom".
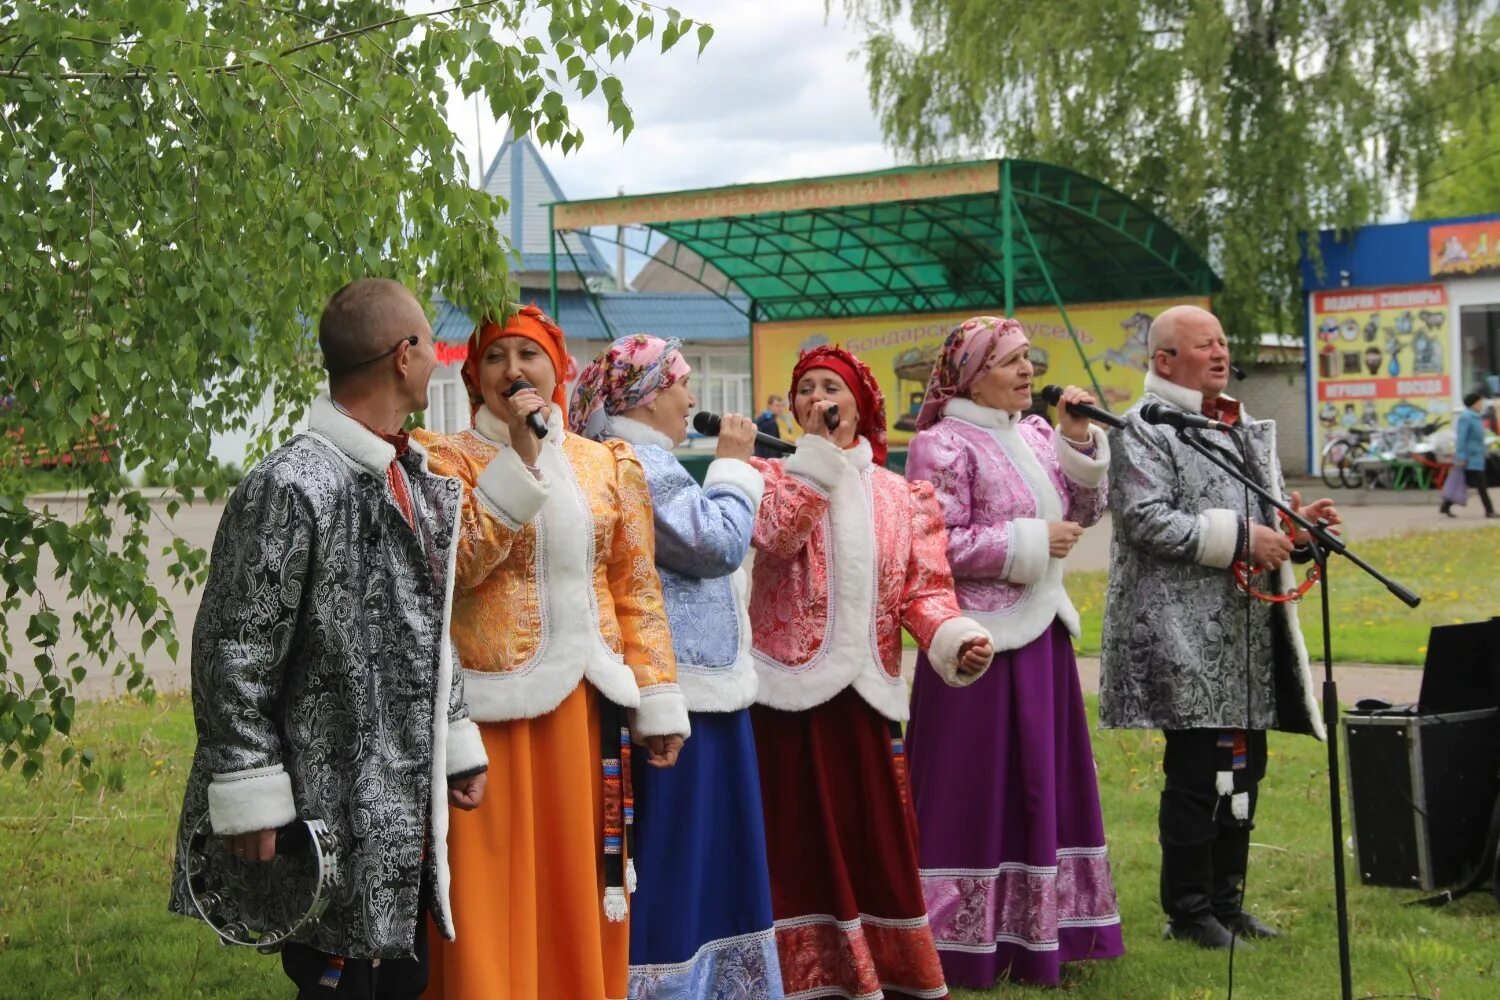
[
  {"left": 568, "top": 334, "right": 691, "bottom": 441},
  {"left": 914, "top": 315, "right": 1028, "bottom": 429},
  {"left": 462, "top": 303, "right": 575, "bottom": 422},
  {"left": 790, "top": 345, "right": 888, "bottom": 466}
]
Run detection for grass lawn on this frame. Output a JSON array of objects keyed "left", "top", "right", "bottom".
[
  {"left": 3, "top": 694, "right": 1498, "bottom": 998},
  {"left": 1063, "top": 525, "right": 1500, "bottom": 667}
]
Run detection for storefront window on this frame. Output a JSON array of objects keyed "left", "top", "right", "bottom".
[{"left": 1460, "top": 303, "right": 1500, "bottom": 396}]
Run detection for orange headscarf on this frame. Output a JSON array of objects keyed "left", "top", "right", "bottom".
[{"left": 461, "top": 304, "right": 575, "bottom": 422}]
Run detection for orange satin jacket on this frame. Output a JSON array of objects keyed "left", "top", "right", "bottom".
[{"left": 414, "top": 407, "right": 686, "bottom": 737}]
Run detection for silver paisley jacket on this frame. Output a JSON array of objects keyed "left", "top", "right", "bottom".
[
  {"left": 168, "top": 395, "right": 489, "bottom": 959},
  {"left": 604, "top": 417, "right": 764, "bottom": 711},
  {"left": 1098, "top": 373, "right": 1325, "bottom": 740}
]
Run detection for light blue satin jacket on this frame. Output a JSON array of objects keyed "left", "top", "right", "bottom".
[{"left": 605, "top": 417, "right": 764, "bottom": 712}]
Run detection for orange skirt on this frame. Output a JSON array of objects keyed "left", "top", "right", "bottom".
[{"left": 426, "top": 683, "right": 629, "bottom": 1000}]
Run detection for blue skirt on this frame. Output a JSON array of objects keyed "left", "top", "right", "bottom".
[{"left": 627, "top": 708, "right": 785, "bottom": 999}]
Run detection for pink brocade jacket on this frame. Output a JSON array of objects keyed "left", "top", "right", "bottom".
[
  {"left": 903, "top": 397, "right": 1110, "bottom": 653},
  {"left": 748, "top": 434, "right": 990, "bottom": 721}
]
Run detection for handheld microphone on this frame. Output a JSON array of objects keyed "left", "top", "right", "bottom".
[
  {"left": 504, "top": 379, "right": 549, "bottom": 439},
  {"left": 1230, "top": 363, "right": 1248, "bottom": 381},
  {"left": 692, "top": 411, "right": 796, "bottom": 456},
  {"left": 823, "top": 404, "right": 840, "bottom": 433},
  {"left": 1139, "top": 399, "right": 1237, "bottom": 434},
  {"left": 1038, "top": 385, "right": 1123, "bottom": 429}
]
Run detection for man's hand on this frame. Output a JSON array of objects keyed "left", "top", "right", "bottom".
[
  {"left": 223, "top": 828, "right": 277, "bottom": 863},
  {"left": 715, "top": 414, "right": 756, "bottom": 462},
  {"left": 644, "top": 734, "right": 685, "bottom": 768},
  {"left": 1048, "top": 520, "right": 1084, "bottom": 558},
  {"left": 1289, "top": 491, "right": 1342, "bottom": 544},
  {"left": 1248, "top": 523, "right": 1294, "bottom": 571},
  {"left": 449, "top": 771, "right": 487, "bottom": 811},
  {"left": 957, "top": 636, "right": 993, "bottom": 676}
]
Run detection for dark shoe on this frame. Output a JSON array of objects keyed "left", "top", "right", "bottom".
[
  {"left": 1163, "top": 915, "right": 1244, "bottom": 949},
  {"left": 1440, "top": 504, "right": 1456, "bottom": 517},
  {"left": 1487, "top": 512, "right": 1500, "bottom": 519},
  {"left": 1220, "top": 910, "right": 1281, "bottom": 939}
]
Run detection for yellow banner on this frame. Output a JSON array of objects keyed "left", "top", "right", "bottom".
[
  {"left": 752, "top": 297, "right": 1211, "bottom": 447},
  {"left": 1309, "top": 284, "right": 1452, "bottom": 464}
]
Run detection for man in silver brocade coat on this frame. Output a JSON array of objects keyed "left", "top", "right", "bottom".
[
  {"left": 1099, "top": 305, "right": 1337, "bottom": 950},
  {"left": 168, "top": 279, "right": 489, "bottom": 996}
]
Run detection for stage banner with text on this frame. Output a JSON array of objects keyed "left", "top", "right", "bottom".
[
  {"left": 1308, "top": 284, "right": 1451, "bottom": 463},
  {"left": 752, "top": 297, "right": 1210, "bottom": 448}
]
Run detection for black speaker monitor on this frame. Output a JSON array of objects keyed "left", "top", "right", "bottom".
[{"left": 1417, "top": 620, "right": 1499, "bottom": 714}]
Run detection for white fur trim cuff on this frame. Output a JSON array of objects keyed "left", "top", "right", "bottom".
[
  {"left": 630, "top": 684, "right": 692, "bottom": 740},
  {"left": 1194, "top": 508, "right": 1241, "bottom": 569},
  {"left": 207, "top": 764, "right": 296, "bottom": 836},
  {"left": 1006, "top": 518, "right": 1051, "bottom": 586},
  {"left": 927, "top": 617, "right": 994, "bottom": 687},
  {"left": 782, "top": 433, "right": 846, "bottom": 492},
  {"left": 704, "top": 458, "right": 766, "bottom": 511},
  {"left": 476, "top": 449, "right": 549, "bottom": 529},
  {"left": 445, "top": 718, "right": 488, "bottom": 777},
  {"left": 1057, "top": 426, "right": 1110, "bottom": 487}
]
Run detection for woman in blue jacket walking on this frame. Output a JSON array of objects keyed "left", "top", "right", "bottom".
[{"left": 1442, "top": 392, "right": 1496, "bottom": 518}]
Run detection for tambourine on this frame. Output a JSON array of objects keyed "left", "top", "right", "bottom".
[
  {"left": 184, "top": 813, "right": 338, "bottom": 954},
  {"left": 1231, "top": 509, "right": 1322, "bottom": 604}
]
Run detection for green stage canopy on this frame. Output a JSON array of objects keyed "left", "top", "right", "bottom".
[{"left": 548, "top": 159, "right": 1220, "bottom": 324}]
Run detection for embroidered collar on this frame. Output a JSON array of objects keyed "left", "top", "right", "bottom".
[
  {"left": 944, "top": 397, "right": 1023, "bottom": 431},
  {"left": 308, "top": 393, "right": 399, "bottom": 476},
  {"left": 472, "top": 404, "right": 566, "bottom": 447},
  {"left": 1143, "top": 370, "right": 1243, "bottom": 419},
  {"left": 331, "top": 399, "right": 409, "bottom": 457},
  {"left": 604, "top": 415, "right": 676, "bottom": 451}
]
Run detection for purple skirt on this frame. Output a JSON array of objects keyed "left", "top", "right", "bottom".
[{"left": 907, "top": 618, "right": 1124, "bottom": 988}]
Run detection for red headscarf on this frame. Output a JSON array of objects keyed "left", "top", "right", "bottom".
[
  {"left": 789, "top": 345, "right": 888, "bottom": 466},
  {"left": 461, "top": 304, "right": 575, "bottom": 422}
]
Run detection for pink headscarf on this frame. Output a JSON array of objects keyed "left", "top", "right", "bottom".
[
  {"left": 914, "top": 316, "right": 1029, "bottom": 429},
  {"left": 568, "top": 334, "right": 691, "bottom": 441}
]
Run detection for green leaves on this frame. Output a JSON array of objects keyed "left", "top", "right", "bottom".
[
  {"left": 843, "top": 0, "right": 1489, "bottom": 346},
  {"left": 0, "top": 0, "right": 714, "bottom": 779}
]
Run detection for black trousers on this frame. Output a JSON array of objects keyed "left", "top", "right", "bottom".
[
  {"left": 1160, "top": 728, "right": 1268, "bottom": 845},
  {"left": 1160, "top": 729, "right": 1269, "bottom": 922},
  {"left": 1441, "top": 470, "right": 1496, "bottom": 515},
  {"left": 281, "top": 910, "right": 429, "bottom": 999}
]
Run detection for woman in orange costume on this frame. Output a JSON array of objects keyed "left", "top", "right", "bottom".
[{"left": 418, "top": 306, "right": 688, "bottom": 999}]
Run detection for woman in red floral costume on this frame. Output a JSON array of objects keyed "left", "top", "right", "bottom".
[{"left": 747, "top": 345, "right": 994, "bottom": 999}]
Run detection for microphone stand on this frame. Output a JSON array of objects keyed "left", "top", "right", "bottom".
[{"left": 1174, "top": 427, "right": 1421, "bottom": 1000}]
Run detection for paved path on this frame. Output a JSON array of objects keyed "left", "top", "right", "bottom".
[{"left": 9, "top": 488, "right": 1488, "bottom": 702}]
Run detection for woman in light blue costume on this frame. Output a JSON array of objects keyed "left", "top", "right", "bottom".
[{"left": 571, "top": 334, "right": 785, "bottom": 1000}]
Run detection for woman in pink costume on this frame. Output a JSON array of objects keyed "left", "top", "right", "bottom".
[{"left": 904, "top": 316, "right": 1124, "bottom": 987}]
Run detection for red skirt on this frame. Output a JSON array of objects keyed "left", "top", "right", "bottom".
[{"left": 752, "top": 686, "right": 947, "bottom": 1000}]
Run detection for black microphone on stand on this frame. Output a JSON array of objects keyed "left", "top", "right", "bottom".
[
  {"left": 692, "top": 411, "right": 796, "bottom": 456},
  {"left": 504, "top": 379, "right": 548, "bottom": 439},
  {"left": 1038, "top": 385, "right": 1123, "bottom": 429},
  {"left": 1230, "top": 363, "right": 1248, "bottom": 381},
  {"left": 1139, "top": 400, "right": 1238, "bottom": 433}
]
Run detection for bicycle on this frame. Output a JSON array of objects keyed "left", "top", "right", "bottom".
[{"left": 1320, "top": 428, "right": 1374, "bottom": 489}]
